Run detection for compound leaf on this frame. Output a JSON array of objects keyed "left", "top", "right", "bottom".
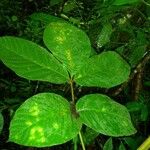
[
  {"left": 76, "top": 94, "right": 136, "bottom": 136},
  {"left": 9, "top": 93, "right": 81, "bottom": 147},
  {"left": 75, "top": 51, "right": 130, "bottom": 88},
  {"left": 0, "top": 36, "right": 68, "bottom": 84},
  {"left": 43, "top": 21, "right": 91, "bottom": 76}
]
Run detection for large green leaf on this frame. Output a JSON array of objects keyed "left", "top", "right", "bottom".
[
  {"left": 113, "top": 0, "right": 140, "bottom": 5},
  {"left": 9, "top": 93, "right": 81, "bottom": 147},
  {"left": 75, "top": 51, "right": 130, "bottom": 88},
  {"left": 76, "top": 94, "right": 136, "bottom": 136},
  {"left": 0, "top": 113, "right": 4, "bottom": 133},
  {"left": 0, "top": 36, "right": 68, "bottom": 84},
  {"left": 43, "top": 21, "right": 91, "bottom": 76}
]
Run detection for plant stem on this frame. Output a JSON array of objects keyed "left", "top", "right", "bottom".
[
  {"left": 69, "top": 78, "right": 85, "bottom": 150},
  {"left": 79, "top": 131, "right": 86, "bottom": 150},
  {"left": 70, "top": 78, "right": 75, "bottom": 104}
]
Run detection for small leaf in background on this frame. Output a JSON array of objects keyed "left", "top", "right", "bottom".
[
  {"left": 83, "top": 127, "right": 99, "bottom": 145},
  {"left": 144, "top": 81, "right": 150, "bottom": 87},
  {"left": 50, "top": 0, "right": 63, "bottom": 6},
  {"left": 140, "top": 105, "right": 148, "bottom": 121},
  {"left": 9, "top": 93, "right": 81, "bottom": 147},
  {"left": 30, "top": 13, "right": 63, "bottom": 24},
  {"left": 76, "top": 94, "right": 136, "bottom": 136},
  {"left": 11, "top": 15, "right": 18, "bottom": 22},
  {"left": 119, "top": 142, "right": 126, "bottom": 150},
  {"left": 113, "top": 0, "right": 140, "bottom": 5},
  {"left": 75, "top": 51, "right": 130, "bottom": 88},
  {"left": 128, "top": 46, "right": 147, "bottom": 67},
  {"left": 126, "top": 101, "right": 142, "bottom": 112},
  {"left": 44, "top": 21, "right": 91, "bottom": 75},
  {"left": 0, "top": 36, "right": 68, "bottom": 84},
  {"left": 63, "top": 0, "right": 77, "bottom": 13},
  {"left": 124, "top": 136, "right": 144, "bottom": 150},
  {"left": 97, "top": 23, "right": 112, "bottom": 48},
  {"left": 0, "top": 113, "right": 4, "bottom": 133},
  {"left": 103, "top": 138, "right": 113, "bottom": 150}
]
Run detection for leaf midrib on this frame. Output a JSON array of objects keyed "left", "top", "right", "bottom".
[{"left": 0, "top": 44, "right": 68, "bottom": 80}]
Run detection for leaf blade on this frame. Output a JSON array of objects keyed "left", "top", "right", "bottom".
[
  {"left": 0, "top": 36, "right": 68, "bottom": 84},
  {"left": 9, "top": 93, "right": 81, "bottom": 147},
  {"left": 43, "top": 21, "right": 91, "bottom": 75},
  {"left": 75, "top": 51, "right": 131, "bottom": 88},
  {"left": 76, "top": 94, "right": 136, "bottom": 136}
]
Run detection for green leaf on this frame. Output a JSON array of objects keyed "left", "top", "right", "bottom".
[
  {"left": 0, "top": 36, "right": 68, "bottom": 84},
  {"left": 0, "top": 113, "right": 4, "bottom": 133},
  {"left": 144, "top": 81, "right": 150, "bottom": 87},
  {"left": 50, "top": 0, "right": 63, "bottom": 6},
  {"left": 140, "top": 105, "right": 148, "bottom": 121},
  {"left": 30, "top": 13, "right": 63, "bottom": 24},
  {"left": 126, "top": 101, "right": 142, "bottom": 112},
  {"left": 113, "top": 0, "right": 140, "bottom": 5},
  {"left": 83, "top": 127, "right": 99, "bottom": 145},
  {"left": 103, "top": 138, "right": 113, "bottom": 150},
  {"left": 75, "top": 51, "right": 130, "bottom": 88},
  {"left": 43, "top": 21, "right": 91, "bottom": 76},
  {"left": 97, "top": 23, "right": 112, "bottom": 48},
  {"left": 76, "top": 94, "right": 136, "bottom": 136},
  {"left": 119, "top": 142, "right": 126, "bottom": 150},
  {"left": 9, "top": 93, "right": 81, "bottom": 147},
  {"left": 63, "top": 1, "right": 77, "bottom": 13}
]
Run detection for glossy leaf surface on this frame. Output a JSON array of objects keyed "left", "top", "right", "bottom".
[
  {"left": 9, "top": 93, "right": 81, "bottom": 147},
  {"left": 43, "top": 21, "right": 91, "bottom": 75},
  {"left": 75, "top": 51, "right": 130, "bottom": 88},
  {"left": 76, "top": 94, "right": 136, "bottom": 136},
  {"left": 0, "top": 36, "right": 68, "bottom": 84}
]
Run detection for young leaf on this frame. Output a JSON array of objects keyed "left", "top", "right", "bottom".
[
  {"left": 113, "top": 0, "right": 140, "bottom": 5},
  {"left": 75, "top": 51, "right": 130, "bottom": 88},
  {"left": 76, "top": 94, "right": 136, "bottom": 136},
  {"left": 9, "top": 93, "right": 81, "bottom": 147},
  {"left": 43, "top": 21, "right": 91, "bottom": 76},
  {"left": 0, "top": 36, "right": 68, "bottom": 84},
  {"left": 0, "top": 113, "right": 4, "bottom": 133},
  {"left": 103, "top": 138, "right": 113, "bottom": 150},
  {"left": 97, "top": 23, "right": 112, "bottom": 48}
]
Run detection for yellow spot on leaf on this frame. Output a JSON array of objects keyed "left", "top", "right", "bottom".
[
  {"left": 29, "top": 104, "right": 40, "bottom": 116},
  {"left": 41, "top": 137, "right": 46, "bottom": 143},
  {"left": 53, "top": 122, "right": 59, "bottom": 129},
  {"left": 66, "top": 50, "right": 74, "bottom": 68},
  {"left": 29, "top": 126, "right": 46, "bottom": 143},
  {"left": 56, "top": 36, "right": 65, "bottom": 44},
  {"left": 25, "top": 121, "right": 32, "bottom": 126},
  {"left": 102, "top": 107, "right": 106, "bottom": 112}
]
